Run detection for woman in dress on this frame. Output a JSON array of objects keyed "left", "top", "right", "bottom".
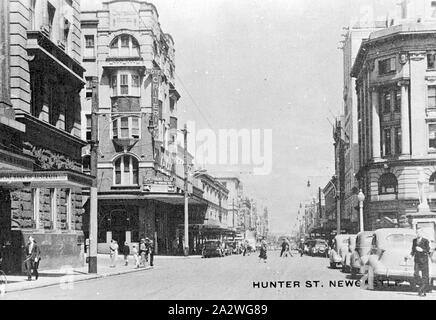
[{"left": 259, "top": 238, "right": 268, "bottom": 263}]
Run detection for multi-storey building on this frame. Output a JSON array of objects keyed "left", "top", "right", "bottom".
[
  {"left": 215, "top": 176, "right": 243, "bottom": 229},
  {"left": 79, "top": 0, "right": 218, "bottom": 255},
  {"left": 351, "top": 0, "right": 436, "bottom": 237},
  {"left": 341, "top": 21, "right": 386, "bottom": 234},
  {"left": 0, "top": 0, "right": 92, "bottom": 272}
]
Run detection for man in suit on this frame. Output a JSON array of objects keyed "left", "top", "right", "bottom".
[
  {"left": 24, "top": 236, "right": 41, "bottom": 281},
  {"left": 410, "top": 228, "right": 431, "bottom": 296}
]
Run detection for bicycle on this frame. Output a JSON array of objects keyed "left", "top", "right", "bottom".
[{"left": 0, "top": 259, "right": 7, "bottom": 295}]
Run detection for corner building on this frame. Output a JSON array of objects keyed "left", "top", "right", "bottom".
[
  {"left": 352, "top": 18, "right": 436, "bottom": 234},
  {"left": 79, "top": 1, "right": 208, "bottom": 255}
]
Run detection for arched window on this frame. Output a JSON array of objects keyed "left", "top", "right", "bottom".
[
  {"left": 109, "top": 34, "right": 140, "bottom": 57},
  {"left": 113, "top": 155, "right": 139, "bottom": 185},
  {"left": 378, "top": 173, "right": 398, "bottom": 195},
  {"left": 430, "top": 172, "right": 436, "bottom": 191}
]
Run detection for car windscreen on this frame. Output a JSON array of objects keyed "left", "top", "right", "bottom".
[
  {"left": 205, "top": 242, "right": 219, "bottom": 248},
  {"left": 385, "top": 234, "right": 415, "bottom": 247}
]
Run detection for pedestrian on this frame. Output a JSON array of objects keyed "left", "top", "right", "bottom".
[
  {"left": 410, "top": 228, "right": 431, "bottom": 296},
  {"left": 132, "top": 245, "right": 140, "bottom": 268},
  {"left": 280, "top": 240, "right": 288, "bottom": 257},
  {"left": 299, "top": 239, "right": 304, "bottom": 257},
  {"left": 147, "top": 239, "right": 155, "bottom": 267},
  {"left": 139, "top": 238, "right": 147, "bottom": 267},
  {"left": 109, "top": 239, "right": 118, "bottom": 267},
  {"left": 24, "top": 236, "right": 41, "bottom": 281},
  {"left": 123, "top": 242, "right": 130, "bottom": 266},
  {"left": 258, "top": 238, "right": 268, "bottom": 263}
]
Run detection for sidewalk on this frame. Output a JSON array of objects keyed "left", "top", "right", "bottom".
[
  {"left": 2, "top": 254, "right": 202, "bottom": 295},
  {"left": 2, "top": 254, "right": 153, "bottom": 294}
]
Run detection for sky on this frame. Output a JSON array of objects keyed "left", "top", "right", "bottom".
[{"left": 81, "top": 0, "right": 399, "bottom": 235}]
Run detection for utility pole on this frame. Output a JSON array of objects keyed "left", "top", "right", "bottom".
[
  {"left": 232, "top": 198, "right": 235, "bottom": 228},
  {"left": 88, "top": 77, "right": 99, "bottom": 273},
  {"left": 183, "top": 123, "right": 189, "bottom": 256}
]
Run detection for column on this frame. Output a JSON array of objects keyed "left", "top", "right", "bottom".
[
  {"left": 400, "top": 83, "right": 410, "bottom": 156},
  {"left": 371, "top": 88, "right": 381, "bottom": 159},
  {"left": 409, "top": 51, "right": 427, "bottom": 157}
]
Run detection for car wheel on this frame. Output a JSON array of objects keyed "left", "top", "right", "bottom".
[
  {"left": 330, "top": 261, "right": 335, "bottom": 269},
  {"left": 351, "top": 267, "right": 357, "bottom": 278}
]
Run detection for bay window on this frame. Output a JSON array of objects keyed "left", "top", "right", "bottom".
[
  {"left": 110, "top": 73, "right": 140, "bottom": 97},
  {"left": 112, "top": 116, "right": 141, "bottom": 139}
]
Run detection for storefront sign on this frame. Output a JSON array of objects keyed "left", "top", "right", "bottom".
[{"left": 150, "top": 69, "right": 161, "bottom": 130}]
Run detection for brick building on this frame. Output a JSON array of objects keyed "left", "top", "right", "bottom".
[
  {"left": 351, "top": 1, "right": 436, "bottom": 237},
  {"left": 0, "top": 0, "right": 92, "bottom": 272}
]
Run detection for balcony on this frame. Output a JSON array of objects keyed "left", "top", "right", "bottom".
[{"left": 26, "top": 30, "right": 85, "bottom": 84}]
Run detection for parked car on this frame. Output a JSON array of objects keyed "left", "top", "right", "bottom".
[
  {"left": 329, "top": 234, "right": 353, "bottom": 269},
  {"left": 342, "top": 234, "right": 357, "bottom": 273},
  {"left": 364, "top": 228, "right": 436, "bottom": 289},
  {"left": 224, "top": 241, "right": 234, "bottom": 255},
  {"left": 303, "top": 239, "right": 314, "bottom": 255},
  {"left": 310, "top": 239, "right": 329, "bottom": 257},
  {"left": 349, "top": 231, "right": 374, "bottom": 277},
  {"left": 202, "top": 240, "right": 225, "bottom": 258}
]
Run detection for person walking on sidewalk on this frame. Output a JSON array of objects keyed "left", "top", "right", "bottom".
[
  {"left": 258, "top": 238, "right": 268, "bottom": 263},
  {"left": 109, "top": 239, "right": 118, "bottom": 268},
  {"left": 24, "top": 236, "right": 41, "bottom": 281},
  {"left": 139, "top": 238, "right": 147, "bottom": 267},
  {"left": 410, "top": 228, "right": 431, "bottom": 296},
  {"left": 123, "top": 242, "right": 130, "bottom": 266},
  {"left": 147, "top": 239, "right": 155, "bottom": 267},
  {"left": 132, "top": 245, "right": 140, "bottom": 268}
]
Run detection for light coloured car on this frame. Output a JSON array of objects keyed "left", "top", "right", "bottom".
[
  {"left": 329, "top": 234, "right": 353, "bottom": 268},
  {"left": 364, "top": 228, "right": 436, "bottom": 289},
  {"left": 349, "top": 231, "right": 374, "bottom": 277},
  {"left": 310, "top": 239, "right": 329, "bottom": 257}
]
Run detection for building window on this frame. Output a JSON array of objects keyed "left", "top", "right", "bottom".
[
  {"left": 132, "top": 75, "right": 140, "bottom": 87},
  {"left": 113, "top": 155, "right": 139, "bottom": 185},
  {"left": 120, "top": 74, "right": 129, "bottom": 95},
  {"left": 32, "top": 188, "right": 40, "bottom": 229},
  {"left": 63, "top": 18, "right": 70, "bottom": 49},
  {"left": 428, "top": 52, "right": 436, "bottom": 69},
  {"left": 430, "top": 172, "right": 436, "bottom": 191},
  {"left": 428, "top": 86, "right": 436, "bottom": 109},
  {"left": 47, "top": 2, "right": 56, "bottom": 37},
  {"left": 378, "top": 57, "right": 396, "bottom": 75},
  {"left": 112, "top": 117, "right": 141, "bottom": 139},
  {"left": 85, "top": 35, "right": 94, "bottom": 48},
  {"left": 429, "top": 123, "right": 436, "bottom": 151},
  {"left": 378, "top": 173, "right": 398, "bottom": 195},
  {"left": 109, "top": 34, "right": 140, "bottom": 57},
  {"left": 66, "top": 189, "right": 72, "bottom": 230},
  {"left": 394, "top": 127, "right": 402, "bottom": 155},
  {"left": 82, "top": 155, "right": 91, "bottom": 173},
  {"left": 50, "top": 188, "right": 57, "bottom": 230},
  {"left": 383, "top": 128, "right": 392, "bottom": 156},
  {"left": 86, "top": 114, "right": 92, "bottom": 141},
  {"left": 29, "top": 0, "right": 36, "bottom": 30},
  {"left": 111, "top": 75, "right": 117, "bottom": 96},
  {"left": 394, "top": 89, "right": 401, "bottom": 112},
  {"left": 382, "top": 89, "right": 391, "bottom": 113}
]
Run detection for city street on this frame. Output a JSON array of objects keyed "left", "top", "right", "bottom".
[{"left": 2, "top": 252, "right": 435, "bottom": 300}]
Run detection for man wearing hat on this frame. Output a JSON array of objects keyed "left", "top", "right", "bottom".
[
  {"left": 139, "top": 238, "right": 147, "bottom": 267},
  {"left": 24, "top": 236, "right": 41, "bottom": 281}
]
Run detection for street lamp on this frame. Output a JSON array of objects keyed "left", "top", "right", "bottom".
[{"left": 357, "top": 189, "right": 365, "bottom": 232}]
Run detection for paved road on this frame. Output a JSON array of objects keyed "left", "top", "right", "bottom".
[{"left": 2, "top": 251, "right": 435, "bottom": 300}]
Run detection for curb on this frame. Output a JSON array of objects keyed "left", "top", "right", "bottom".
[{"left": 4, "top": 266, "right": 153, "bottom": 294}]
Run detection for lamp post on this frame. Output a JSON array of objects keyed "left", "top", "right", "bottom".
[{"left": 357, "top": 189, "right": 365, "bottom": 232}]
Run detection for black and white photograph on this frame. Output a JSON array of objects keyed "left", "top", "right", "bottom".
[{"left": 1, "top": 0, "right": 436, "bottom": 307}]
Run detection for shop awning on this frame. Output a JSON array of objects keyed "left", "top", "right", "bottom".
[
  {"left": 97, "top": 192, "right": 205, "bottom": 205},
  {"left": 0, "top": 170, "right": 94, "bottom": 188}
]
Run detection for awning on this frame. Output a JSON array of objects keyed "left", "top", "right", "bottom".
[
  {"left": 0, "top": 170, "right": 94, "bottom": 188},
  {"left": 97, "top": 192, "right": 205, "bottom": 205}
]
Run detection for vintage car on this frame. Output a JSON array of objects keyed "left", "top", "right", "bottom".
[
  {"left": 349, "top": 231, "right": 374, "bottom": 277},
  {"left": 342, "top": 234, "right": 357, "bottom": 273},
  {"left": 364, "top": 228, "right": 436, "bottom": 289},
  {"left": 202, "top": 240, "right": 225, "bottom": 258},
  {"left": 304, "top": 239, "right": 315, "bottom": 255},
  {"left": 329, "top": 234, "right": 353, "bottom": 268},
  {"left": 310, "top": 239, "right": 329, "bottom": 257}
]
